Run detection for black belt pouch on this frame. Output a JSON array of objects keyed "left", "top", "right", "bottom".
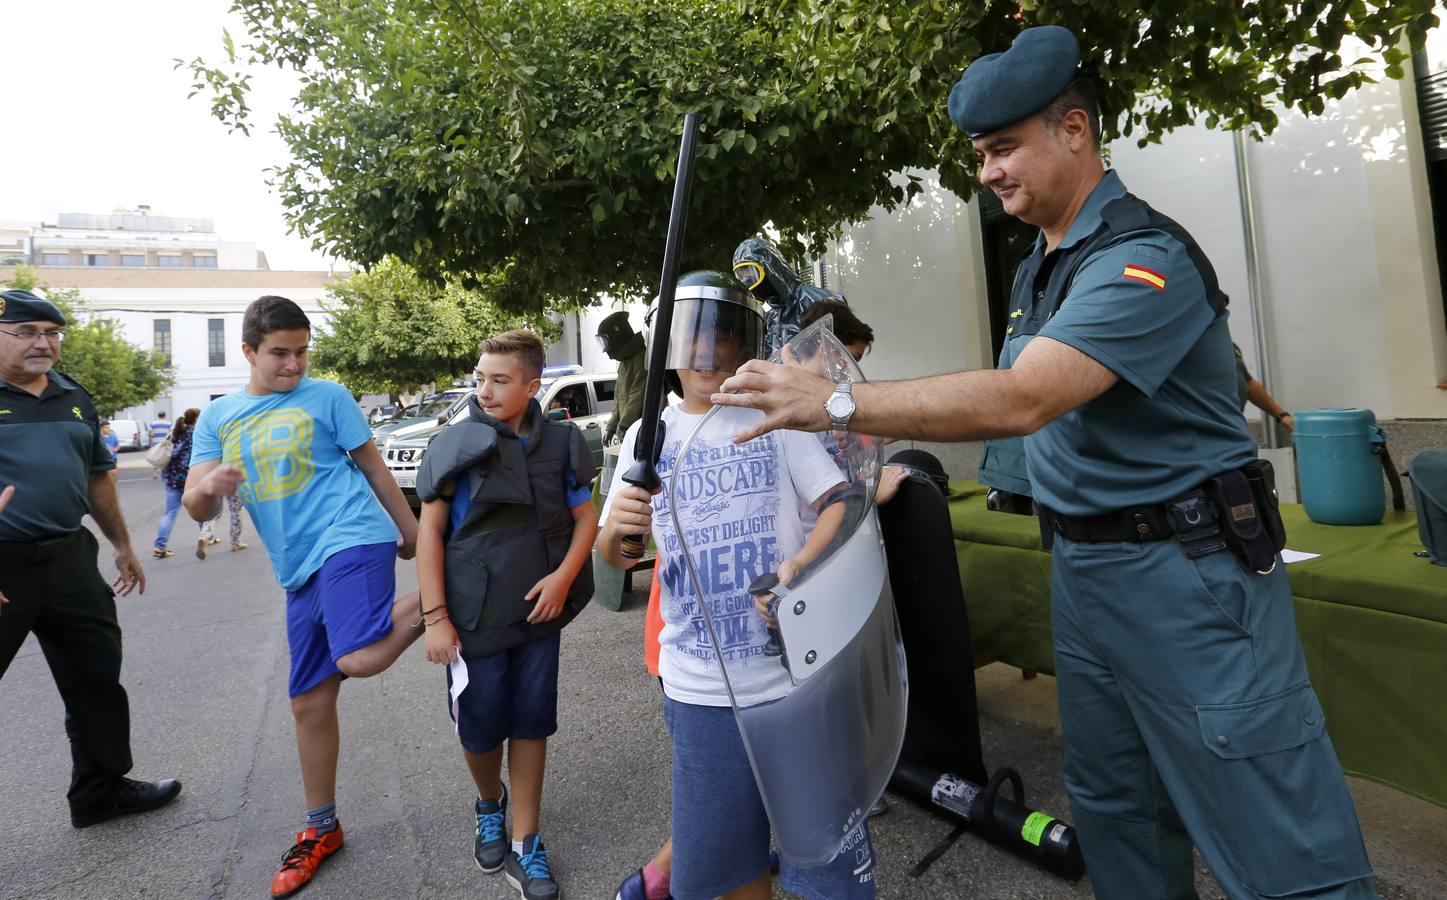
[{"left": 1204, "top": 465, "right": 1283, "bottom": 573}]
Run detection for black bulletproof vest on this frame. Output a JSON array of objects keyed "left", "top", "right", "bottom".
[
  {"left": 417, "top": 398, "right": 595, "bottom": 658},
  {"left": 978, "top": 191, "right": 1227, "bottom": 496}
]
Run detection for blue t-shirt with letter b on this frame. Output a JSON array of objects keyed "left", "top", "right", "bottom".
[{"left": 192, "top": 377, "right": 397, "bottom": 591}]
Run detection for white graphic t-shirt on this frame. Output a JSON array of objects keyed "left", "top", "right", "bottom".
[{"left": 605, "top": 405, "right": 844, "bottom": 707}]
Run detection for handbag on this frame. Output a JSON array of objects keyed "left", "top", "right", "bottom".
[{"left": 145, "top": 437, "right": 174, "bottom": 468}]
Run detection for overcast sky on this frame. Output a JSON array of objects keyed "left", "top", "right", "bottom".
[{"left": 6, "top": 0, "right": 333, "bottom": 271}]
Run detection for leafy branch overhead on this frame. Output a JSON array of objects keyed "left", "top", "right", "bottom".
[
  {"left": 309, "top": 257, "right": 558, "bottom": 396},
  {"left": 181, "top": 0, "right": 1437, "bottom": 312}
]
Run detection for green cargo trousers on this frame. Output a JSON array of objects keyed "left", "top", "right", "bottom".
[{"left": 1050, "top": 536, "right": 1377, "bottom": 899}]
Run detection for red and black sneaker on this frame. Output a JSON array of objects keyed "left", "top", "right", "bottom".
[{"left": 270, "top": 824, "right": 344, "bottom": 898}]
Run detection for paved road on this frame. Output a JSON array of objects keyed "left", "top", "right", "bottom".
[{"left": 1, "top": 457, "right": 1442, "bottom": 899}]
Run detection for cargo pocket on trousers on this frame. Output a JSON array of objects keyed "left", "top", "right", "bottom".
[
  {"left": 1196, "top": 682, "right": 1372, "bottom": 896},
  {"left": 443, "top": 555, "right": 488, "bottom": 632}
]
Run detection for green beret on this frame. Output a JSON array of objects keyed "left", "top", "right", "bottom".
[
  {"left": 0, "top": 289, "right": 67, "bottom": 326},
  {"left": 948, "top": 25, "right": 1081, "bottom": 139}
]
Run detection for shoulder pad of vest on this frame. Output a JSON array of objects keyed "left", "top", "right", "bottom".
[
  {"left": 416, "top": 422, "right": 499, "bottom": 503},
  {"left": 547, "top": 420, "right": 597, "bottom": 488}
]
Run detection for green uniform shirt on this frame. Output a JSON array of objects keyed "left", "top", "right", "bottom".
[
  {"left": 1005, "top": 171, "right": 1256, "bottom": 516},
  {"left": 608, "top": 339, "right": 647, "bottom": 438},
  {"left": 0, "top": 371, "right": 114, "bottom": 541}
]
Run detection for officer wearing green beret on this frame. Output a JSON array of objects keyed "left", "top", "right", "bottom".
[
  {"left": 713, "top": 25, "right": 1377, "bottom": 900},
  {"left": 0, "top": 288, "right": 181, "bottom": 827}
]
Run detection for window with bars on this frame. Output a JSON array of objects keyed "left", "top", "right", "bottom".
[
  {"left": 208, "top": 318, "right": 225, "bottom": 367},
  {"left": 154, "top": 319, "right": 171, "bottom": 363}
]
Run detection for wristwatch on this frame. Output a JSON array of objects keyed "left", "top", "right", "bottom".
[{"left": 825, "top": 382, "right": 856, "bottom": 432}]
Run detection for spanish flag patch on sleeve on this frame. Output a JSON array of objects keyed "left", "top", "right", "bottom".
[{"left": 1122, "top": 264, "right": 1166, "bottom": 290}]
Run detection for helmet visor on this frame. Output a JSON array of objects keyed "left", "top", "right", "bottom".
[
  {"left": 733, "top": 260, "right": 767, "bottom": 291},
  {"left": 664, "top": 297, "right": 764, "bottom": 373}
]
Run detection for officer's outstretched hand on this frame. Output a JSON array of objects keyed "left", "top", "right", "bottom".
[
  {"left": 113, "top": 547, "right": 145, "bottom": 597},
  {"left": 713, "top": 349, "right": 835, "bottom": 443},
  {"left": 201, "top": 464, "right": 246, "bottom": 497},
  {"left": 0, "top": 485, "right": 12, "bottom": 606}
]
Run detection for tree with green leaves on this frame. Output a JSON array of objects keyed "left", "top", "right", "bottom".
[
  {"left": 309, "top": 256, "right": 559, "bottom": 397},
  {"left": 182, "top": 0, "right": 1436, "bottom": 313},
  {"left": 3, "top": 266, "right": 175, "bottom": 416}
]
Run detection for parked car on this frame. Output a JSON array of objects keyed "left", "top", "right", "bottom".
[
  {"left": 367, "top": 404, "right": 402, "bottom": 426},
  {"left": 372, "top": 389, "right": 470, "bottom": 450},
  {"left": 108, "top": 419, "right": 152, "bottom": 451},
  {"left": 385, "top": 370, "right": 618, "bottom": 508}
]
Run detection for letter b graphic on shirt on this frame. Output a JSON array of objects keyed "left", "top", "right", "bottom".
[{"left": 222, "top": 408, "right": 316, "bottom": 503}]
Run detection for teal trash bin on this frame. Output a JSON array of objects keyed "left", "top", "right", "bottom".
[{"left": 1292, "top": 408, "right": 1388, "bottom": 525}]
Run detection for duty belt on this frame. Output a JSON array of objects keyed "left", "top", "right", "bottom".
[
  {"left": 1038, "top": 490, "right": 1227, "bottom": 559},
  {"left": 0, "top": 530, "right": 83, "bottom": 562},
  {"left": 1036, "top": 460, "right": 1288, "bottom": 574}
]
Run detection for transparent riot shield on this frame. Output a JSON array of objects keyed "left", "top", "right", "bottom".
[{"left": 666, "top": 316, "right": 909, "bottom": 867}]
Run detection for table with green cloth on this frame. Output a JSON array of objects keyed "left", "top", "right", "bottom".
[{"left": 945, "top": 481, "right": 1447, "bottom": 809}]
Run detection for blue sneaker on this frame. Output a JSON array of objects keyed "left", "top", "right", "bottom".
[
  {"left": 473, "top": 785, "right": 508, "bottom": 874},
  {"left": 505, "top": 834, "right": 559, "bottom": 900}
]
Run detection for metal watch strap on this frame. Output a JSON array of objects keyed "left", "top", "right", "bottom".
[{"left": 827, "top": 382, "right": 855, "bottom": 431}]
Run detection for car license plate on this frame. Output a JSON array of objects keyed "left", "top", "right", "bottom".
[{"left": 393, "top": 471, "right": 416, "bottom": 489}]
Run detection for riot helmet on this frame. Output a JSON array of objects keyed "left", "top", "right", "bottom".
[
  {"left": 649, "top": 270, "right": 765, "bottom": 375},
  {"left": 595, "top": 310, "right": 636, "bottom": 358}
]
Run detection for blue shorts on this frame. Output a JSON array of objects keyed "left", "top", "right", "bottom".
[
  {"left": 448, "top": 633, "right": 561, "bottom": 754},
  {"left": 664, "top": 697, "right": 877, "bottom": 900},
  {"left": 285, "top": 542, "right": 397, "bottom": 698}
]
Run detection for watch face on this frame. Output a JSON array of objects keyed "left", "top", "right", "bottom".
[{"left": 826, "top": 392, "right": 853, "bottom": 418}]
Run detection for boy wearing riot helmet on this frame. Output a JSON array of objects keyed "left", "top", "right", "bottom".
[
  {"left": 598, "top": 271, "right": 875, "bottom": 900},
  {"left": 415, "top": 330, "right": 598, "bottom": 900}
]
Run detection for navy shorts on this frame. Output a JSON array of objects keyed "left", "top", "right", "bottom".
[
  {"left": 448, "top": 633, "right": 561, "bottom": 754},
  {"left": 285, "top": 542, "right": 397, "bottom": 698},
  {"left": 664, "top": 697, "right": 877, "bottom": 900}
]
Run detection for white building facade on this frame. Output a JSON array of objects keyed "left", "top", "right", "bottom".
[{"left": 0, "top": 210, "right": 341, "bottom": 420}]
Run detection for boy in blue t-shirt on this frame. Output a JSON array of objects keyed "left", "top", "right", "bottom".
[
  {"left": 183, "top": 295, "right": 421, "bottom": 899},
  {"left": 416, "top": 330, "right": 598, "bottom": 900}
]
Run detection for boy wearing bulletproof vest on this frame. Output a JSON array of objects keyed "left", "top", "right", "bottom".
[{"left": 416, "top": 331, "right": 598, "bottom": 900}]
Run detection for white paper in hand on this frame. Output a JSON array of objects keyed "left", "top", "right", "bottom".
[{"left": 448, "top": 650, "right": 469, "bottom": 735}]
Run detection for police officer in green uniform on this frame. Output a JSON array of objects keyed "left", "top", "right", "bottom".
[
  {"left": 0, "top": 289, "right": 181, "bottom": 828},
  {"left": 596, "top": 311, "right": 647, "bottom": 445},
  {"left": 713, "top": 26, "right": 1377, "bottom": 900}
]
